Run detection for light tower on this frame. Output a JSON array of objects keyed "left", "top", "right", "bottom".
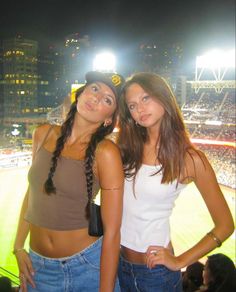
[{"left": 191, "top": 49, "right": 235, "bottom": 93}]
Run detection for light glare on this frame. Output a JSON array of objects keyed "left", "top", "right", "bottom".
[
  {"left": 93, "top": 52, "right": 116, "bottom": 72},
  {"left": 196, "top": 49, "right": 235, "bottom": 69}
]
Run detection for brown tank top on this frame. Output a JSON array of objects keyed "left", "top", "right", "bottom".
[{"left": 25, "top": 147, "right": 100, "bottom": 230}]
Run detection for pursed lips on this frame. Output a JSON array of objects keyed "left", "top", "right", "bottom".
[
  {"left": 139, "top": 114, "right": 150, "bottom": 122},
  {"left": 84, "top": 101, "right": 96, "bottom": 111}
]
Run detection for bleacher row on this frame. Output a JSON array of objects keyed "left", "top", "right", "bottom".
[
  {"left": 182, "top": 90, "right": 235, "bottom": 124},
  {"left": 182, "top": 89, "right": 235, "bottom": 189},
  {"left": 197, "top": 145, "right": 235, "bottom": 189},
  {"left": 188, "top": 126, "right": 235, "bottom": 141}
]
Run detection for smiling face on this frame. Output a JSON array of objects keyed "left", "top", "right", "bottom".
[
  {"left": 76, "top": 81, "right": 117, "bottom": 126},
  {"left": 125, "top": 83, "right": 165, "bottom": 130}
]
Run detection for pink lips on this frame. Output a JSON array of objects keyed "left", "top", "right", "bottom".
[
  {"left": 84, "top": 101, "right": 95, "bottom": 111},
  {"left": 140, "top": 114, "right": 150, "bottom": 122}
]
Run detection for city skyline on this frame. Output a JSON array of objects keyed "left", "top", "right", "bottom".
[{"left": 0, "top": 0, "right": 235, "bottom": 55}]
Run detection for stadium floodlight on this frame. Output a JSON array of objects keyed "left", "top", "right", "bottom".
[
  {"left": 93, "top": 52, "right": 116, "bottom": 72},
  {"left": 196, "top": 49, "right": 235, "bottom": 69},
  {"left": 195, "top": 48, "right": 235, "bottom": 88}
]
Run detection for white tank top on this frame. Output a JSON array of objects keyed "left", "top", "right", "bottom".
[{"left": 120, "top": 164, "right": 187, "bottom": 252}]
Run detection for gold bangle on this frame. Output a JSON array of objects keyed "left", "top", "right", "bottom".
[
  {"left": 207, "top": 231, "right": 222, "bottom": 247},
  {"left": 13, "top": 248, "right": 26, "bottom": 255}
]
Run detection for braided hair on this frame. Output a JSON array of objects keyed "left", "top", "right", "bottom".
[{"left": 44, "top": 85, "right": 119, "bottom": 218}]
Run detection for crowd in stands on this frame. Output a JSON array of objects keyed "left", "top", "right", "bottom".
[
  {"left": 196, "top": 144, "right": 235, "bottom": 189},
  {"left": 182, "top": 253, "right": 236, "bottom": 292},
  {"left": 182, "top": 90, "right": 235, "bottom": 124},
  {"left": 186, "top": 125, "right": 235, "bottom": 142},
  {"left": 216, "top": 126, "right": 236, "bottom": 141},
  {"left": 181, "top": 90, "right": 235, "bottom": 124},
  {"left": 180, "top": 89, "right": 235, "bottom": 189}
]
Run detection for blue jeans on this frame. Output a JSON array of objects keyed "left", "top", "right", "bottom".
[
  {"left": 24, "top": 238, "right": 120, "bottom": 292},
  {"left": 118, "top": 255, "right": 182, "bottom": 292}
]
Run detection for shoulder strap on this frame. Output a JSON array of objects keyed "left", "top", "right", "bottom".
[{"left": 36, "top": 125, "right": 54, "bottom": 154}]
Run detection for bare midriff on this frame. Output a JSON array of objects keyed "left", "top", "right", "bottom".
[
  {"left": 29, "top": 224, "right": 99, "bottom": 258},
  {"left": 121, "top": 242, "right": 174, "bottom": 265}
]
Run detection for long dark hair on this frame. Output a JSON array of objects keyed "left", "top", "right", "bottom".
[
  {"left": 118, "top": 72, "right": 197, "bottom": 184},
  {"left": 205, "top": 253, "right": 236, "bottom": 292},
  {"left": 44, "top": 84, "right": 119, "bottom": 217}
]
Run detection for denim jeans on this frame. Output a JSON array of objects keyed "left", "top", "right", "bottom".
[
  {"left": 118, "top": 255, "right": 182, "bottom": 292},
  {"left": 24, "top": 237, "right": 120, "bottom": 292}
]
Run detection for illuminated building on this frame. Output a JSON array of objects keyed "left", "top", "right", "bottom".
[
  {"left": 63, "top": 33, "right": 92, "bottom": 89},
  {"left": 37, "top": 45, "right": 65, "bottom": 110},
  {"left": 2, "top": 36, "right": 38, "bottom": 118}
]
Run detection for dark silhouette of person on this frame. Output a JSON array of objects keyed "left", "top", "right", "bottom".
[{"left": 182, "top": 261, "right": 204, "bottom": 291}]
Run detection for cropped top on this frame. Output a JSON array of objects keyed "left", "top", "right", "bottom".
[
  {"left": 25, "top": 147, "right": 100, "bottom": 231},
  {"left": 120, "top": 164, "right": 187, "bottom": 252}
]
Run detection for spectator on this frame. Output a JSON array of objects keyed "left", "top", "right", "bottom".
[
  {"left": 0, "top": 276, "right": 12, "bottom": 292},
  {"left": 182, "top": 261, "right": 204, "bottom": 292},
  {"left": 198, "top": 253, "right": 236, "bottom": 292}
]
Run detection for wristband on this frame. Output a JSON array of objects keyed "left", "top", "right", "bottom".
[
  {"left": 13, "top": 248, "right": 26, "bottom": 255},
  {"left": 207, "top": 231, "right": 222, "bottom": 247}
]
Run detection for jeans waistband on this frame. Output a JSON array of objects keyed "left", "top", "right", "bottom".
[
  {"left": 120, "top": 254, "right": 173, "bottom": 273},
  {"left": 29, "top": 236, "right": 103, "bottom": 262}
]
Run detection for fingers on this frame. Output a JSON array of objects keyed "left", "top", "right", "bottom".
[
  {"left": 146, "top": 246, "right": 180, "bottom": 271},
  {"left": 146, "top": 247, "right": 162, "bottom": 269},
  {"left": 22, "top": 268, "right": 36, "bottom": 289},
  {"left": 17, "top": 253, "right": 36, "bottom": 290},
  {"left": 19, "top": 273, "right": 27, "bottom": 292},
  {"left": 146, "top": 246, "right": 161, "bottom": 256},
  {"left": 146, "top": 246, "right": 171, "bottom": 269},
  {"left": 25, "top": 255, "right": 35, "bottom": 277},
  {"left": 19, "top": 269, "right": 36, "bottom": 291}
]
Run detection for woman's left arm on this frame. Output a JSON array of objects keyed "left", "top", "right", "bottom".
[
  {"left": 177, "top": 151, "right": 234, "bottom": 267},
  {"left": 95, "top": 139, "right": 124, "bottom": 292},
  {"left": 147, "top": 150, "right": 234, "bottom": 270}
]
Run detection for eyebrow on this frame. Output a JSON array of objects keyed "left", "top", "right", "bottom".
[{"left": 93, "top": 82, "right": 116, "bottom": 100}]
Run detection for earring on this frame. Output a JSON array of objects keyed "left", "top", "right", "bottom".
[{"left": 103, "top": 121, "right": 109, "bottom": 127}]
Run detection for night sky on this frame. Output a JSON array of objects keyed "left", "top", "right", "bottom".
[{"left": 0, "top": 0, "right": 235, "bottom": 56}]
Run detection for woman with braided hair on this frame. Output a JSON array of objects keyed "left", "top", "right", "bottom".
[{"left": 13, "top": 71, "right": 125, "bottom": 292}]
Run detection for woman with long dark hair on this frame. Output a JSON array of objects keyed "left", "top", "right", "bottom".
[
  {"left": 13, "top": 71, "right": 125, "bottom": 292},
  {"left": 200, "top": 253, "right": 236, "bottom": 292},
  {"left": 117, "top": 72, "right": 234, "bottom": 291}
]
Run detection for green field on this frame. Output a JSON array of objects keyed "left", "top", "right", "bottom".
[{"left": 0, "top": 166, "right": 235, "bottom": 284}]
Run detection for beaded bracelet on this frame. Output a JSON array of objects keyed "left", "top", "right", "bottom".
[
  {"left": 207, "top": 231, "right": 222, "bottom": 247},
  {"left": 12, "top": 248, "right": 26, "bottom": 255}
]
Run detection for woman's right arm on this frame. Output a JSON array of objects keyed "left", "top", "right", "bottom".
[
  {"left": 13, "top": 188, "right": 35, "bottom": 290},
  {"left": 13, "top": 124, "right": 52, "bottom": 290}
]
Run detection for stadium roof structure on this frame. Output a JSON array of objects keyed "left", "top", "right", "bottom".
[
  {"left": 188, "top": 80, "right": 236, "bottom": 94},
  {"left": 190, "top": 49, "right": 236, "bottom": 93}
]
